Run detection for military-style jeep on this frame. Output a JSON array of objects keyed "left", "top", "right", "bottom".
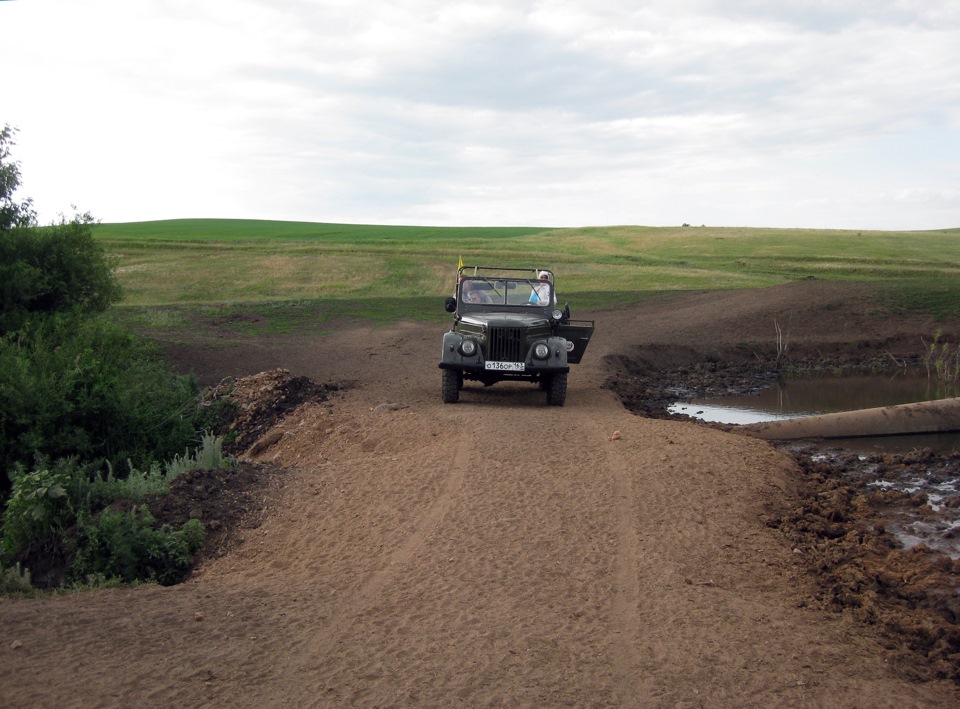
[{"left": 439, "top": 266, "right": 595, "bottom": 406}]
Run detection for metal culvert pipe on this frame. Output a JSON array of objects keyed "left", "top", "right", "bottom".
[{"left": 741, "top": 397, "right": 960, "bottom": 440}]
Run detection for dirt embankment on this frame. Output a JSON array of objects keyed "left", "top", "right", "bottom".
[{"left": 2, "top": 279, "right": 960, "bottom": 707}]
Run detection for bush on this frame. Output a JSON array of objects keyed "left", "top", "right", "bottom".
[
  {"left": 1, "top": 442, "right": 228, "bottom": 590},
  {"left": 0, "top": 126, "right": 211, "bottom": 591},
  {"left": 0, "top": 124, "right": 36, "bottom": 232},
  {"left": 0, "top": 213, "right": 122, "bottom": 334},
  {"left": 0, "top": 315, "right": 200, "bottom": 494},
  {"left": 70, "top": 507, "right": 204, "bottom": 586},
  {"left": 2, "top": 125, "right": 120, "bottom": 333},
  {"left": 0, "top": 462, "right": 75, "bottom": 559}
]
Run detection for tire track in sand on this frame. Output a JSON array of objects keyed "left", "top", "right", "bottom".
[
  {"left": 292, "top": 430, "right": 473, "bottom": 680},
  {"left": 600, "top": 426, "right": 646, "bottom": 703},
  {"left": 571, "top": 405, "right": 647, "bottom": 705}
]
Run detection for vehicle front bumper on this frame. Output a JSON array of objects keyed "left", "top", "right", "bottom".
[{"left": 439, "top": 330, "right": 570, "bottom": 378}]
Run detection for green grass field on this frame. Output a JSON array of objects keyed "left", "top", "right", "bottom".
[{"left": 94, "top": 219, "right": 960, "bottom": 329}]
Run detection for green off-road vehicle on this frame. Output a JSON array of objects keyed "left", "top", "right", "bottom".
[{"left": 439, "top": 266, "right": 595, "bottom": 406}]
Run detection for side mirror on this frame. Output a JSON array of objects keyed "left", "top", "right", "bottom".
[{"left": 444, "top": 296, "right": 457, "bottom": 313}]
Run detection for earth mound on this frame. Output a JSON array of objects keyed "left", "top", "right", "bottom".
[
  {"left": 147, "top": 462, "right": 284, "bottom": 568},
  {"left": 151, "top": 369, "right": 343, "bottom": 571},
  {"left": 198, "top": 368, "right": 343, "bottom": 456}
]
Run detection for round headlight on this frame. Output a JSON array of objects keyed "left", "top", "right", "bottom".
[
  {"left": 459, "top": 339, "right": 477, "bottom": 356},
  {"left": 552, "top": 309, "right": 564, "bottom": 321},
  {"left": 533, "top": 342, "right": 550, "bottom": 359}
]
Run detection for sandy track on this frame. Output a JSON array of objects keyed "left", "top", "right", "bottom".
[{"left": 2, "top": 281, "right": 959, "bottom": 706}]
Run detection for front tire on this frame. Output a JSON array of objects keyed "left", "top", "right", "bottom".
[
  {"left": 546, "top": 372, "right": 567, "bottom": 406},
  {"left": 442, "top": 369, "right": 461, "bottom": 403}
]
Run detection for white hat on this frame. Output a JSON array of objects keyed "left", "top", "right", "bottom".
[{"left": 538, "top": 270, "right": 549, "bottom": 279}]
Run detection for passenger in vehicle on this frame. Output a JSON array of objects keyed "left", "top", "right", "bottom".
[{"left": 529, "top": 271, "right": 556, "bottom": 305}]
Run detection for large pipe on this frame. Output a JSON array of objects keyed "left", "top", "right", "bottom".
[{"left": 741, "top": 397, "right": 960, "bottom": 440}]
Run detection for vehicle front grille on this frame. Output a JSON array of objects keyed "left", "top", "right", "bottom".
[{"left": 488, "top": 326, "right": 524, "bottom": 362}]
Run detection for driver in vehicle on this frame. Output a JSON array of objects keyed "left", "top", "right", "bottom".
[{"left": 463, "top": 281, "right": 492, "bottom": 303}]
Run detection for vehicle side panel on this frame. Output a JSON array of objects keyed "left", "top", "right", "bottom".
[{"left": 556, "top": 320, "right": 595, "bottom": 364}]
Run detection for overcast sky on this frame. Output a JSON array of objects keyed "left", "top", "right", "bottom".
[{"left": 2, "top": 0, "right": 958, "bottom": 229}]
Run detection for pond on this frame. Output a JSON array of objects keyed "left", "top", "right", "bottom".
[{"left": 668, "top": 368, "right": 960, "bottom": 454}]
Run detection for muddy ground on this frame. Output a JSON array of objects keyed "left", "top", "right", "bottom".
[{"left": 2, "top": 279, "right": 960, "bottom": 707}]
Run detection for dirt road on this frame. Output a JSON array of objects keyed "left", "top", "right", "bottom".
[{"left": 2, "top": 281, "right": 958, "bottom": 706}]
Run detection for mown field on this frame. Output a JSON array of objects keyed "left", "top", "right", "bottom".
[{"left": 94, "top": 219, "right": 960, "bottom": 330}]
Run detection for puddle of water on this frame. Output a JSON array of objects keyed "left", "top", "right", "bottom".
[{"left": 669, "top": 369, "right": 960, "bottom": 453}]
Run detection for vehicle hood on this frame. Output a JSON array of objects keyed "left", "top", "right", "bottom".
[{"left": 458, "top": 312, "right": 550, "bottom": 328}]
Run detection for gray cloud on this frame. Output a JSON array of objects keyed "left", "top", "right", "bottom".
[{"left": 1, "top": 0, "right": 957, "bottom": 228}]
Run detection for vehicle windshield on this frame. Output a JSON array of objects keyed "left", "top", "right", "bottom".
[{"left": 460, "top": 278, "right": 552, "bottom": 307}]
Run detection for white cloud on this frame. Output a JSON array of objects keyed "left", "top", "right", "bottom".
[{"left": 0, "top": 0, "right": 957, "bottom": 229}]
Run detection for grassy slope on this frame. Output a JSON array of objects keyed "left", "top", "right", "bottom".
[
  {"left": 94, "top": 219, "right": 550, "bottom": 243},
  {"left": 95, "top": 219, "right": 960, "bottom": 326}
]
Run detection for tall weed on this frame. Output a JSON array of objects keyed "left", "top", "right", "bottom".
[
  {"left": 0, "top": 562, "right": 33, "bottom": 594},
  {"left": 165, "top": 432, "right": 232, "bottom": 478},
  {"left": 84, "top": 460, "right": 170, "bottom": 510},
  {"left": 922, "top": 330, "right": 960, "bottom": 385}
]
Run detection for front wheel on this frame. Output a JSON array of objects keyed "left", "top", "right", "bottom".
[
  {"left": 442, "top": 369, "right": 461, "bottom": 403},
  {"left": 546, "top": 372, "right": 567, "bottom": 406}
]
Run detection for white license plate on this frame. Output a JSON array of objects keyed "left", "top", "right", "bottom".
[{"left": 485, "top": 361, "right": 525, "bottom": 372}]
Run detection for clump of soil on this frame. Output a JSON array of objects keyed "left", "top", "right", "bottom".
[
  {"left": 198, "top": 368, "right": 343, "bottom": 456},
  {"left": 147, "top": 462, "right": 284, "bottom": 569},
  {"left": 768, "top": 454, "right": 960, "bottom": 681}
]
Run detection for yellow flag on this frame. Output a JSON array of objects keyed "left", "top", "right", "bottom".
[{"left": 457, "top": 255, "right": 463, "bottom": 270}]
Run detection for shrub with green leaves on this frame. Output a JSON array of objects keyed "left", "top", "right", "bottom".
[
  {"left": 0, "top": 213, "right": 122, "bottom": 334},
  {"left": 0, "top": 126, "right": 213, "bottom": 591},
  {"left": 0, "top": 314, "right": 200, "bottom": 494},
  {"left": 1, "top": 125, "right": 121, "bottom": 334},
  {"left": 1, "top": 440, "right": 228, "bottom": 590},
  {"left": 70, "top": 507, "right": 204, "bottom": 586},
  {"left": 1, "top": 463, "right": 74, "bottom": 558}
]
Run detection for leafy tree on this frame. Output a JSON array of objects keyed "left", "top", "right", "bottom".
[
  {"left": 0, "top": 125, "right": 36, "bottom": 231},
  {"left": 0, "top": 125, "right": 121, "bottom": 333}
]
